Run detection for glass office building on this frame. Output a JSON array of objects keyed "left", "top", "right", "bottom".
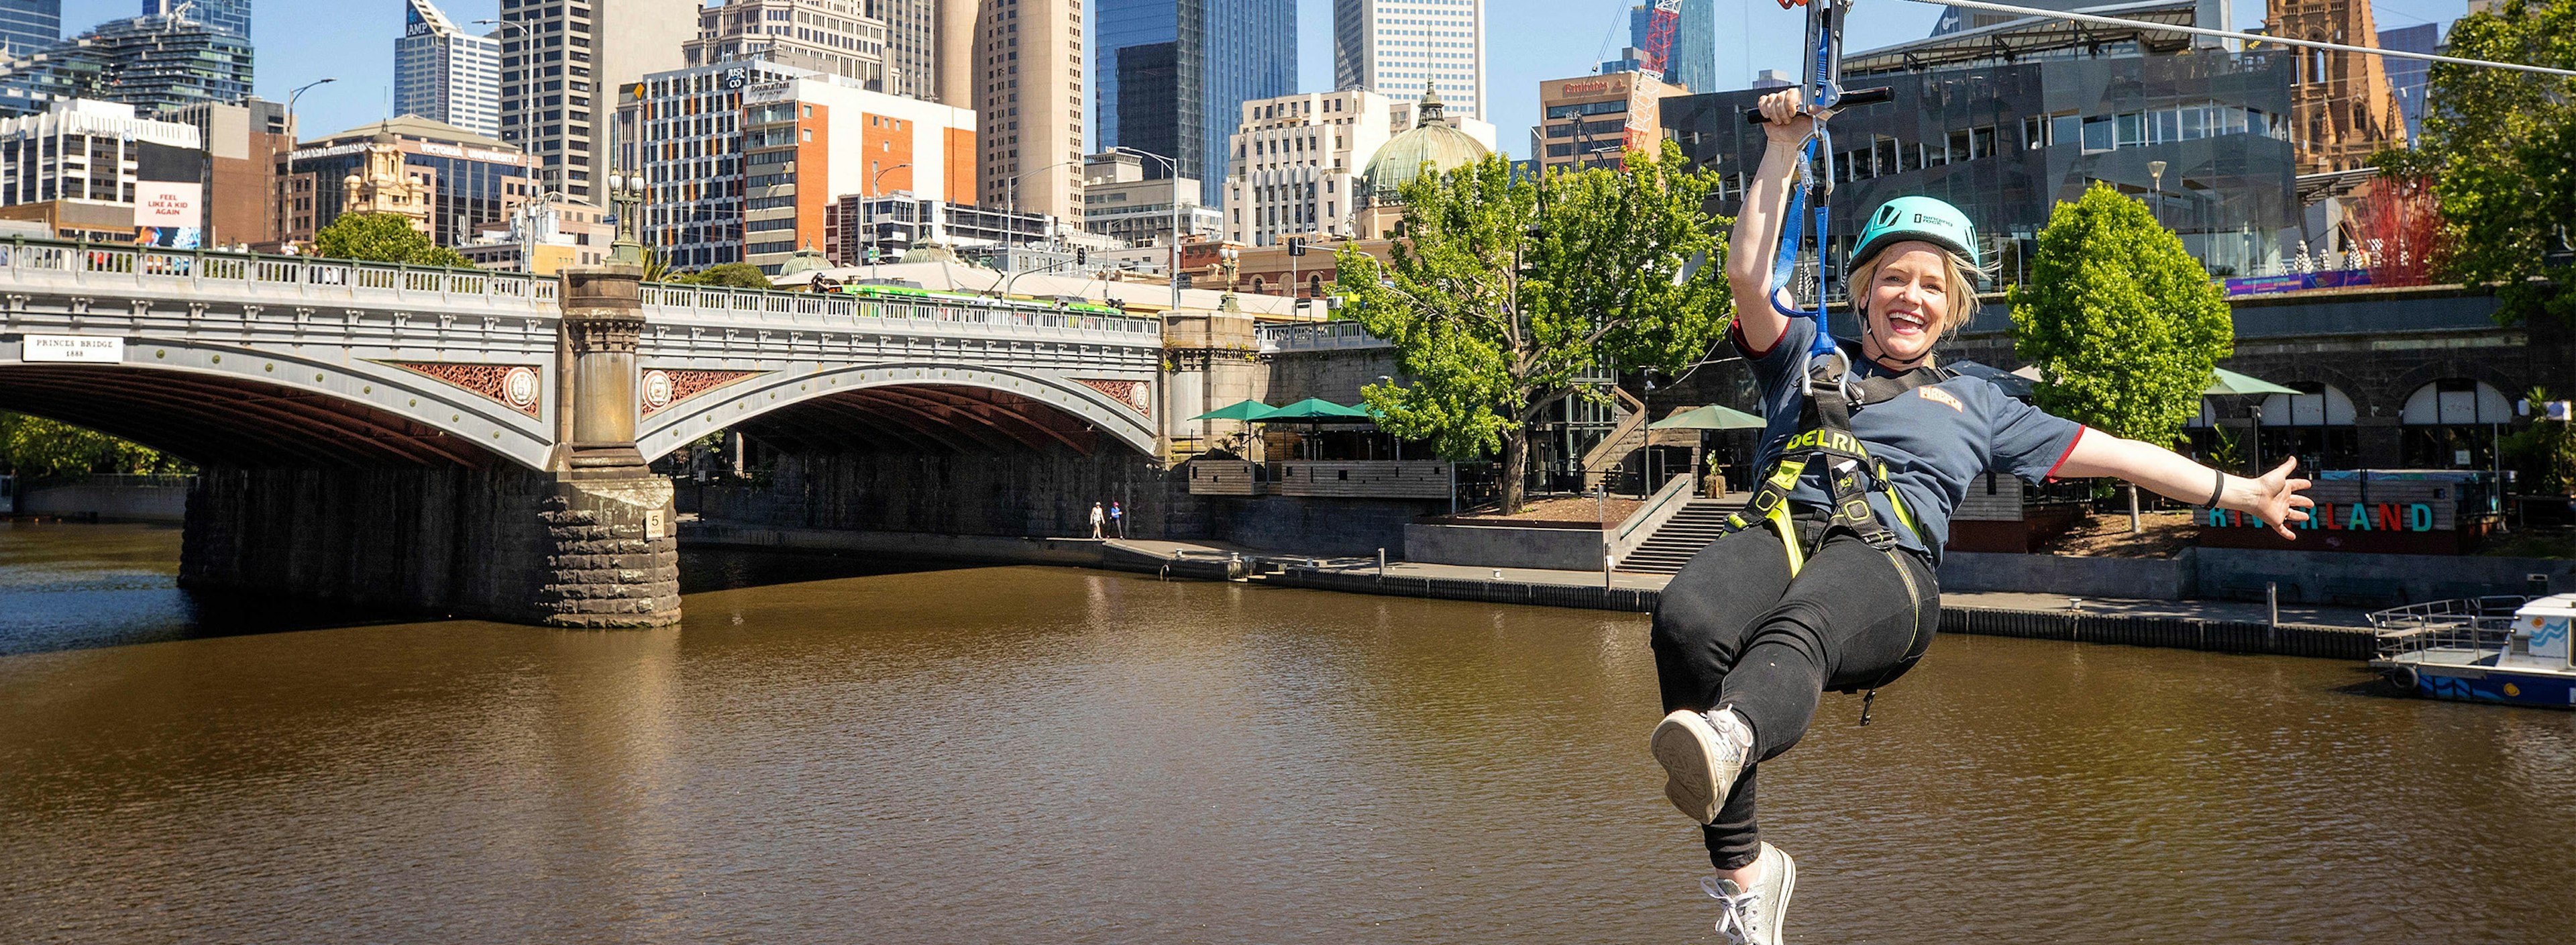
[
  {"left": 1093, "top": 0, "right": 1295, "bottom": 206},
  {"left": 0, "top": 13, "right": 252, "bottom": 117},
  {"left": 0, "top": 0, "right": 57, "bottom": 58},
  {"left": 1662, "top": 1, "right": 2298, "bottom": 297},
  {"left": 1625, "top": 1, "right": 1713, "bottom": 93},
  {"left": 142, "top": 0, "right": 246, "bottom": 38}
]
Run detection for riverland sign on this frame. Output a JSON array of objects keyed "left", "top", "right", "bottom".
[{"left": 2200, "top": 469, "right": 2496, "bottom": 554}]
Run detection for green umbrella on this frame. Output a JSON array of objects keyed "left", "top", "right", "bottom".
[
  {"left": 2204, "top": 367, "right": 2300, "bottom": 397},
  {"left": 1255, "top": 397, "right": 1375, "bottom": 421},
  {"left": 1650, "top": 403, "right": 1769, "bottom": 430},
  {"left": 1189, "top": 399, "right": 1277, "bottom": 421}
]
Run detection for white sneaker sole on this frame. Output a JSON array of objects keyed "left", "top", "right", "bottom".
[{"left": 1650, "top": 709, "right": 1729, "bottom": 824}]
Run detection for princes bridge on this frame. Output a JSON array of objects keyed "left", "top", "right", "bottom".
[{"left": 0, "top": 241, "right": 1166, "bottom": 625}]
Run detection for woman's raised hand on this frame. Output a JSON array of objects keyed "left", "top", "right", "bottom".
[
  {"left": 2235, "top": 456, "right": 2315, "bottom": 540},
  {"left": 1756, "top": 89, "right": 1826, "bottom": 146}
]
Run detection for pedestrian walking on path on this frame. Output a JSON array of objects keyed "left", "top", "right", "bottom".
[
  {"left": 1088, "top": 501, "right": 1106, "bottom": 540},
  {"left": 1110, "top": 501, "right": 1124, "bottom": 538},
  {"left": 1652, "top": 87, "right": 2318, "bottom": 944}
]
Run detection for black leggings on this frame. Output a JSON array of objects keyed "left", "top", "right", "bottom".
[{"left": 1650, "top": 524, "right": 1941, "bottom": 870}]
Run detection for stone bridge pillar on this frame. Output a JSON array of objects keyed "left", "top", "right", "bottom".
[{"left": 536, "top": 265, "right": 680, "bottom": 628}]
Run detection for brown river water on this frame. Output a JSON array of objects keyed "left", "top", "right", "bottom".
[{"left": 3, "top": 522, "right": 2573, "bottom": 943}]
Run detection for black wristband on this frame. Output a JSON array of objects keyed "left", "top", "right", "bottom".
[{"left": 2202, "top": 468, "right": 2227, "bottom": 508}]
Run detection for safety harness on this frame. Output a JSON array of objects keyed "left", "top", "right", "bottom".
[{"left": 1723, "top": 350, "right": 1948, "bottom": 575}]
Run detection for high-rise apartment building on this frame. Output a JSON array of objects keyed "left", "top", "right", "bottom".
[
  {"left": 1093, "top": 0, "right": 1295, "bottom": 206},
  {"left": 142, "top": 0, "right": 246, "bottom": 38},
  {"left": 1222, "top": 89, "right": 1397, "bottom": 246},
  {"left": 615, "top": 59, "right": 976, "bottom": 272},
  {"left": 685, "top": 0, "right": 889, "bottom": 89},
  {"left": 879, "top": 0, "right": 936, "bottom": 101},
  {"left": 2266, "top": 0, "right": 2405, "bottom": 173},
  {"left": 0, "top": 12, "right": 252, "bottom": 117},
  {"left": 493, "top": 0, "right": 694, "bottom": 203},
  {"left": 1332, "top": 0, "right": 1485, "bottom": 122},
  {"left": 0, "top": 99, "right": 203, "bottom": 242},
  {"left": 936, "top": 0, "right": 1085, "bottom": 224},
  {"left": 395, "top": 0, "right": 499, "bottom": 138},
  {"left": 0, "top": 0, "right": 57, "bottom": 58}
]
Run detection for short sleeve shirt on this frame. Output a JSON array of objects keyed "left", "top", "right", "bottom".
[{"left": 1735, "top": 317, "right": 2087, "bottom": 562}]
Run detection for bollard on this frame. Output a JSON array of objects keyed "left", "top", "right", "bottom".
[
  {"left": 1377, "top": 547, "right": 1387, "bottom": 579},
  {"left": 1604, "top": 553, "right": 1616, "bottom": 590},
  {"left": 2267, "top": 581, "right": 2280, "bottom": 651}
]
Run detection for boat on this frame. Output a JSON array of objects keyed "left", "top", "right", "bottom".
[{"left": 2369, "top": 594, "right": 2576, "bottom": 707}]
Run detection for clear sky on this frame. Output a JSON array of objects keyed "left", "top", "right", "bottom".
[{"left": 61, "top": 0, "right": 2461, "bottom": 161}]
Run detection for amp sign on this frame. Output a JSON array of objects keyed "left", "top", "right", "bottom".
[{"left": 20, "top": 335, "right": 125, "bottom": 362}]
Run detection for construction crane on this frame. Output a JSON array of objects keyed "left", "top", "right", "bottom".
[{"left": 1620, "top": 0, "right": 1685, "bottom": 152}]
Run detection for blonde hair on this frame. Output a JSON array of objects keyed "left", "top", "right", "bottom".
[{"left": 1851, "top": 248, "right": 1980, "bottom": 342}]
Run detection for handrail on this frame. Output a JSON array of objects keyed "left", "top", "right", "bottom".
[
  {"left": 0, "top": 236, "right": 558, "bottom": 307},
  {"left": 1580, "top": 387, "right": 1652, "bottom": 486},
  {"left": 639, "top": 281, "right": 1162, "bottom": 337},
  {"left": 1608, "top": 468, "right": 1699, "bottom": 562}
]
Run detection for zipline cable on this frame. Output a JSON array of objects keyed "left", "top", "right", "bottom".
[{"left": 1899, "top": 0, "right": 2576, "bottom": 79}]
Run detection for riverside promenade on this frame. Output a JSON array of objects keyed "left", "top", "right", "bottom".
[{"left": 682, "top": 520, "right": 2384, "bottom": 659}]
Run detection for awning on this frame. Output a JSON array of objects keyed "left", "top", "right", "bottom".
[{"left": 1650, "top": 403, "right": 1769, "bottom": 430}]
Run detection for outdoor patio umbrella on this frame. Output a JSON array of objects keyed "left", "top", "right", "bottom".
[
  {"left": 1255, "top": 397, "right": 1375, "bottom": 421},
  {"left": 1949, "top": 359, "right": 2037, "bottom": 399},
  {"left": 1189, "top": 399, "right": 1276, "bottom": 421},
  {"left": 2204, "top": 367, "right": 2300, "bottom": 397},
  {"left": 1648, "top": 403, "right": 1768, "bottom": 430}
]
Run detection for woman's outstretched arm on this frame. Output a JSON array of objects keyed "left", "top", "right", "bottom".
[
  {"left": 2055, "top": 432, "right": 2314, "bottom": 540},
  {"left": 1725, "top": 89, "right": 1822, "bottom": 355}
]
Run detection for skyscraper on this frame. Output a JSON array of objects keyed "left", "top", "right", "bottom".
[
  {"left": 0, "top": 11, "right": 252, "bottom": 117},
  {"left": 494, "top": 0, "right": 694, "bottom": 203},
  {"left": 1625, "top": 1, "right": 1712, "bottom": 93},
  {"left": 936, "top": 0, "right": 1085, "bottom": 223},
  {"left": 1332, "top": 0, "right": 1484, "bottom": 122},
  {"left": 1095, "top": 0, "right": 1294, "bottom": 206},
  {"left": 142, "top": 0, "right": 246, "bottom": 38},
  {"left": 684, "top": 0, "right": 889, "bottom": 89},
  {"left": 394, "top": 0, "right": 498, "bottom": 137},
  {"left": 0, "top": 0, "right": 58, "bottom": 58},
  {"left": 879, "top": 0, "right": 936, "bottom": 101}
]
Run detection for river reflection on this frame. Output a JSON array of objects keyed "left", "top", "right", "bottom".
[{"left": 1, "top": 524, "right": 2571, "bottom": 942}]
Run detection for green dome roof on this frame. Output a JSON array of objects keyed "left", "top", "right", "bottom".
[{"left": 1362, "top": 83, "right": 1490, "bottom": 202}]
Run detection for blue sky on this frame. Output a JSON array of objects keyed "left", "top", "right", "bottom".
[{"left": 62, "top": 0, "right": 2465, "bottom": 160}]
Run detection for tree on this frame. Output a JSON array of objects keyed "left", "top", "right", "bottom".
[
  {"left": 2371, "top": 0, "right": 2576, "bottom": 324},
  {"left": 0, "top": 411, "right": 184, "bottom": 478},
  {"left": 2503, "top": 387, "right": 2576, "bottom": 496},
  {"left": 2010, "top": 184, "right": 2234, "bottom": 530},
  {"left": 673, "top": 262, "right": 775, "bottom": 289},
  {"left": 311, "top": 213, "right": 476, "bottom": 268},
  {"left": 1333, "top": 146, "right": 1731, "bottom": 513}
]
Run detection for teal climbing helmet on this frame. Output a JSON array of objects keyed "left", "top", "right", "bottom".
[{"left": 1849, "top": 195, "right": 1981, "bottom": 283}]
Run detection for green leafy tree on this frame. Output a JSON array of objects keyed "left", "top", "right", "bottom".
[
  {"left": 2371, "top": 0, "right": 2576, "bottom": 324},
  {"left": 311, "top": 213, "right": 476, "bottom": 268},
  {"left": 2502, "top": 387, "right": 2576, "bottom": 496},
  {"left": 1333, "top": 146, "right": 1731, "bottom": 513},
  {"left": 0, "top": 411, "right": 184, "bottom": 478},
  {"left": 2010, "top": 185, "right": 2234, "bottom": 528},
  {"left": 674, "top": 262, "right": 775, "bottom": 289}
]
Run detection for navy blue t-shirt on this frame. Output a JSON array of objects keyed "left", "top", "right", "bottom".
[{"left": 1736, "top": 317, "right": 2087, "bottom": 561}]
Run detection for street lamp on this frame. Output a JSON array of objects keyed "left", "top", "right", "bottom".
[
  {"left": 2147, "top": 159, "right": 2168, "bottom": 230},
  {"left": 867, "top": 162, "right": 911, "bottom": 280},
  {"left": 1111, "top": 146, "right": 1185, "bottom": 314},
  {"left": 607, "top": 170, "right": 647, "bottom": 266},
  {"left": 281, "top": 77, "right": 336, "bottom": 245}
]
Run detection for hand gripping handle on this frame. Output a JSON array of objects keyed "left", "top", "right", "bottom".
[{"left": 1741, "top": 86, "right": 1892, "bottom": 123}]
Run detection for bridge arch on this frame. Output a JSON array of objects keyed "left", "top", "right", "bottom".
[
  {"left": 0, "top": 338, "right": 554, "bottom": 468},
  {"left": 635, "top": 362, "right": 1157, "bottom": 461}
]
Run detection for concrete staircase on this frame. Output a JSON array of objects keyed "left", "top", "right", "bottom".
[{"left": 1615, "top": 499, "right": 1739, "bottom": 575}]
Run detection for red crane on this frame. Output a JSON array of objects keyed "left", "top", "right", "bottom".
[{"left": 1620, "top": 0, "right": 1686, "bottom": 151}]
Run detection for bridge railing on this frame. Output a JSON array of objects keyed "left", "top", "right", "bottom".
[
  {"left": 0, "top": 238, "right": 559, "bottom": 309},
  {"left": 639, "top": 283, "right": 1161, "bottom": 339}
]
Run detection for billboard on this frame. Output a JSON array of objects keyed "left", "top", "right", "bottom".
[{"left": 136, "top": 181, "right": 203, "bottom": 230}]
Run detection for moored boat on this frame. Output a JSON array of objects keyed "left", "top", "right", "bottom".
[{"left": 2369, "top": 594, "right": 2576, "bottom": 707}]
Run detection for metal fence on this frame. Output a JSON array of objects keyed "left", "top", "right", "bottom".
[{"left": 0, "top": 238, "right": 557, "bottom": 307}]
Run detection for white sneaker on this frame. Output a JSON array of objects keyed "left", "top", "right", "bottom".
[
  {"left": 1650, "top": 707, "right": 1753, "bottom": 824},
  {"left": 1701, "top": 842, "right": 1797, "bottom": 945}
]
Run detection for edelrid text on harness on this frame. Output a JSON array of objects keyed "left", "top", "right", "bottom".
[{"left": 1723, "top": 348, "right": 1949, "bottom": 574}]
